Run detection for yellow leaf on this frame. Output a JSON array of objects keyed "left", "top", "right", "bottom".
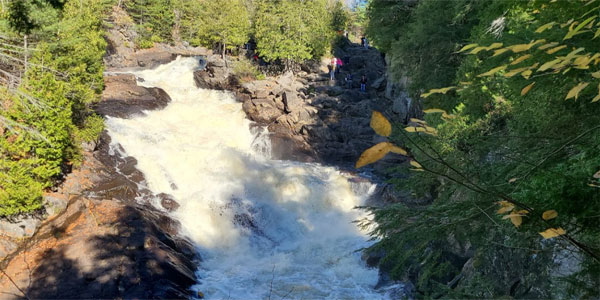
[
  {"left": 405, "top": 127, "right": 419, "bottom": 133},
  {"left": 573, "top": 56, "right": 592, "bottom": 69},
  {"left": 502, "top": 214, "right": 523, "bottom": 227},
  {"left": 421, "top": 86, "right": 456, "bottom": 98},
  {"left": 509, "top": 44, "right": 531, "bottom": 53},
  {"left": 539, "top": 227, "right": 566, "bottom": 239},
  {"left": 493, "top": 48, "right": 510, "bottom": 57},
  {"left": 565, "top": 82, "right": 590, "bottom": 100},
  {"left": 535, "top": 22, "right": 556, "bottom": 33},
  {"left": 521, "top": 82, "right": 535, "bottom": 96},
  {"left": 546, "top": 45, "right": 567, "bottom": 54},
  {"left": 515, "top": 209, "right": 529, "bottom": 215},
  {"left": 593, "top": 83, "right": 600, "bottom": 102},
  {"left": 458, "top": 43, "right": 478, "bottom": 53},
  {"left": 564, "top": 16, "right": 596, "bottom": 40},
  {"left": 538, "top": 42, "right": 559, "bottom": 50},
  {"left": 594, "top": 28, "right": 600, "bottom": 39},
  {"left": 370, "top": 111, "right": 392, "bottom": 137},
  {"left": 560, "top": 18, "right": 574, "bottom": 28},
  {"left": 593, "top": 170, "right": 600, "bottom": 178},
  {"left": 469, "top": 46, "right": 487, "bottom": 54},
  {"left": 355, "top": 142, "right": 394, "bottom": 168},
  {"left": 508, "top": 177, "right": 517, "bottom": 183},
  {"left": 521, "top": 70, "right": 533, "bottom": 79},
  {"left": 542, "top": 210, "right": 558, "bottom": 220},
  {"left": 510, "top": 54, "right": 532, "bottom": 65},
  {"left": 538, "top": 59, "right": 561, "bottom": 71},
  {"left": 487, "top": 42, "right": 503, "bottom": 50},
  {"left": 389, "top": 145, "right": 408, "bottom": 156},
  {"left": 423, "top": 108, "right": 446, "bottom": 114},
  {"left": 497, "top": 205, "right": 514, "bottom": 214},
  {"left": 409, "top": 160, "right": 422, "bottom": 168},
  {"left": 591, "top": 71, "right": 600, "bottom": 78},
  {"left": 423, "top": 125, "right": 438, "bottom": 135},
  {"left": 410, "top": 118, "right": 427, "bottom": 124},
  {"left": 441, "top": 112, "right": 455, "bottom": 119},
  {"left": 504, "top": 67, "right": 530, "bottom": 78},
  {"left": 478, "top": 65, "right": 507, "bottom": 77}
]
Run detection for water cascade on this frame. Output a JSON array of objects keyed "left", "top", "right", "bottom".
[{"left": 105, "top": 57, "right": 390, "bottom": 299}]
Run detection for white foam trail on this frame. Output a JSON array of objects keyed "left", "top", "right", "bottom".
[{"left": 105, "top": 57, "right": 386, "bottom": 299}]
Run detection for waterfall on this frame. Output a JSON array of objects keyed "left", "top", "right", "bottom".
[{"left": 105, "top": 57, "right": 390, "bottom": 299}]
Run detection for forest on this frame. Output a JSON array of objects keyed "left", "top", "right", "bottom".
[
  {"left": 0, "top": 0, "right": 598, "bottom": 298},
  {"left": 361, "top": 0, "right": 600, "bottom": 298}
]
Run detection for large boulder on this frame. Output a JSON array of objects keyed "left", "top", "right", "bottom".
[
  {"left": 282, "top": 90, "right": 302, "bottom": 113},
  {"left": 242, "top": 98, "right": 283, "bottom": 124},
  {"left": 97, "top": 74, "right": 171, "bottom": 118}
]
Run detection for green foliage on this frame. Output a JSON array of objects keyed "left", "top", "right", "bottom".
[
  {"left": 0, "top": 0, "right": 109, "bottom": 217},
  {"left": 191, "top": 0, "right": 250, "bottom": 55},
  {"left": 7, "top": 0, "right": 60, "bottom": 34},
  {"left": 253, "top": 0, "right": 332, "bottom": 66},
  {"left": 363, "top": 0, "right": 600, "bottom": 297},
  {"left": 124, "top": 0, "right": 174, "bottom": 47},
  {"left": 232, "top": 57, "right": 264, "bottom": 82},
  {"left": 330, "top": 0, "right": 349, "bottom": 32}
]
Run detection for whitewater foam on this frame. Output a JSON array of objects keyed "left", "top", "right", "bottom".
[{"left": 105, "top": 57, "right": 388, "bottom": 299}]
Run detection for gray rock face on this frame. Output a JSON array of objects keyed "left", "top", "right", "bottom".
[
  {"left": 283, "top": 90, "right": 302, "bottom": 113},
  {"left": 0, "top": 217, "right": 41, "bottom": 238},
  {"left": 44, "top": 194, "right": 68, "bottom": 217}
]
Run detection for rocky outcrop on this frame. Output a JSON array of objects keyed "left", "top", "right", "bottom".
[
  {"left": 95, "top": 74, "right": 171, "bottom": 118},
  {"left": 0, "top": 133, "right": 198, "bottom": 299},
  {"left": 191, "top": 43, "right": 411, "bottom": 171},
  {"left": 103, "top": 6, "right": 210, "bottom": 71}
]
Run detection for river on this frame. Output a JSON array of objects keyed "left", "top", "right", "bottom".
[{"left": 105, "top": 57, "right": 392, "bottom": 299}]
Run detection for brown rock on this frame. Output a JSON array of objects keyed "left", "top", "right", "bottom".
[{"left": 97, "top": 74, "right": 171, "bottom": 118}]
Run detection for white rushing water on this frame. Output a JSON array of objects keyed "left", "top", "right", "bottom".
[{"left": 105, "top": 57, "right": 389, "bottom": 299}]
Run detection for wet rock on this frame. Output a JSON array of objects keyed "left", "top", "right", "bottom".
[
  {"left": 97, "top": 74, "right": 171, "bottom": 118},
  {"left": 158, "top": 193, "right": 180, "bottom": 212},
  {"left": 135, "top": 47, "right": 177, "bottom": 69}
]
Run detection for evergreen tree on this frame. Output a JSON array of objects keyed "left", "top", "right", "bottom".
[
  {"left": 124, "top": 0, "right": 174, "bottom": 48},
  {"left": 253, "top": 0, "right": 331, "bottom": 68},
  {"left": 194, "top": 0, "right": 251, "bottom": 58}
]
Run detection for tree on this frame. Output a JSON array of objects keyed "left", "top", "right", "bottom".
[
  {"left": 330, "top": 0, "right": 349, "bottom": 32},
  {"left": 358, "top": 0, "right": 600, "bottom": 297},
  {"left": 253, "top": 0, "right": 331, "bottom": 69},
  {"left": 195, "top": 0, "right": 251, "bottom": 58},
  {"left": 124, "top": 0, "right": 174, "bottom": 48}
]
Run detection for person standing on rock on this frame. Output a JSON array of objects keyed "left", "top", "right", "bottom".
[
  {"left": 345, "top": 73, "right": 353, "bottom": 89},
  {"left": 361, "top": 36, "right": 365, "bottom": 47},
  {"left": 336, "top": 57, "right": 343, "bottom": 74},
  {"left": 360, "top": 75, "right": 367, "bottom": 92},
  {"left": 328, "top": 64, "right": 335, "bottom": 81}
]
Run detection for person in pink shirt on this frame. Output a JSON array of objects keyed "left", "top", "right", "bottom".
[{"left": 336, "top": 58, "right": 343, "bottom": 74}]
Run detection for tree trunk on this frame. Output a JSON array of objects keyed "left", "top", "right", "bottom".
[{"left": 23, "top": 35, "right": 28, "bottom": 74}]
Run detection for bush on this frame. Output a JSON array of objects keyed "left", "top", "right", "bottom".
[{"left": 232, "top": 58, "right": 265, "bottom": 82}]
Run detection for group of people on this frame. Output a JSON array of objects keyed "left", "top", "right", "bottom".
[
  {"left": 328, "top": 57, "right": 368, "bottom": 92},
  {"left": 344, "top": 73, "right": 369, "bottom": 91}
]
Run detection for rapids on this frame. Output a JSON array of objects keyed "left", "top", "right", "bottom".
[{"left": 105, "top": 57, "right": 391, "bottom": 299}]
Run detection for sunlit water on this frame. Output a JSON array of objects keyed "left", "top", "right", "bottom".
[{"left": 105, "top": 57, "right": 390, "bottom": 299}]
